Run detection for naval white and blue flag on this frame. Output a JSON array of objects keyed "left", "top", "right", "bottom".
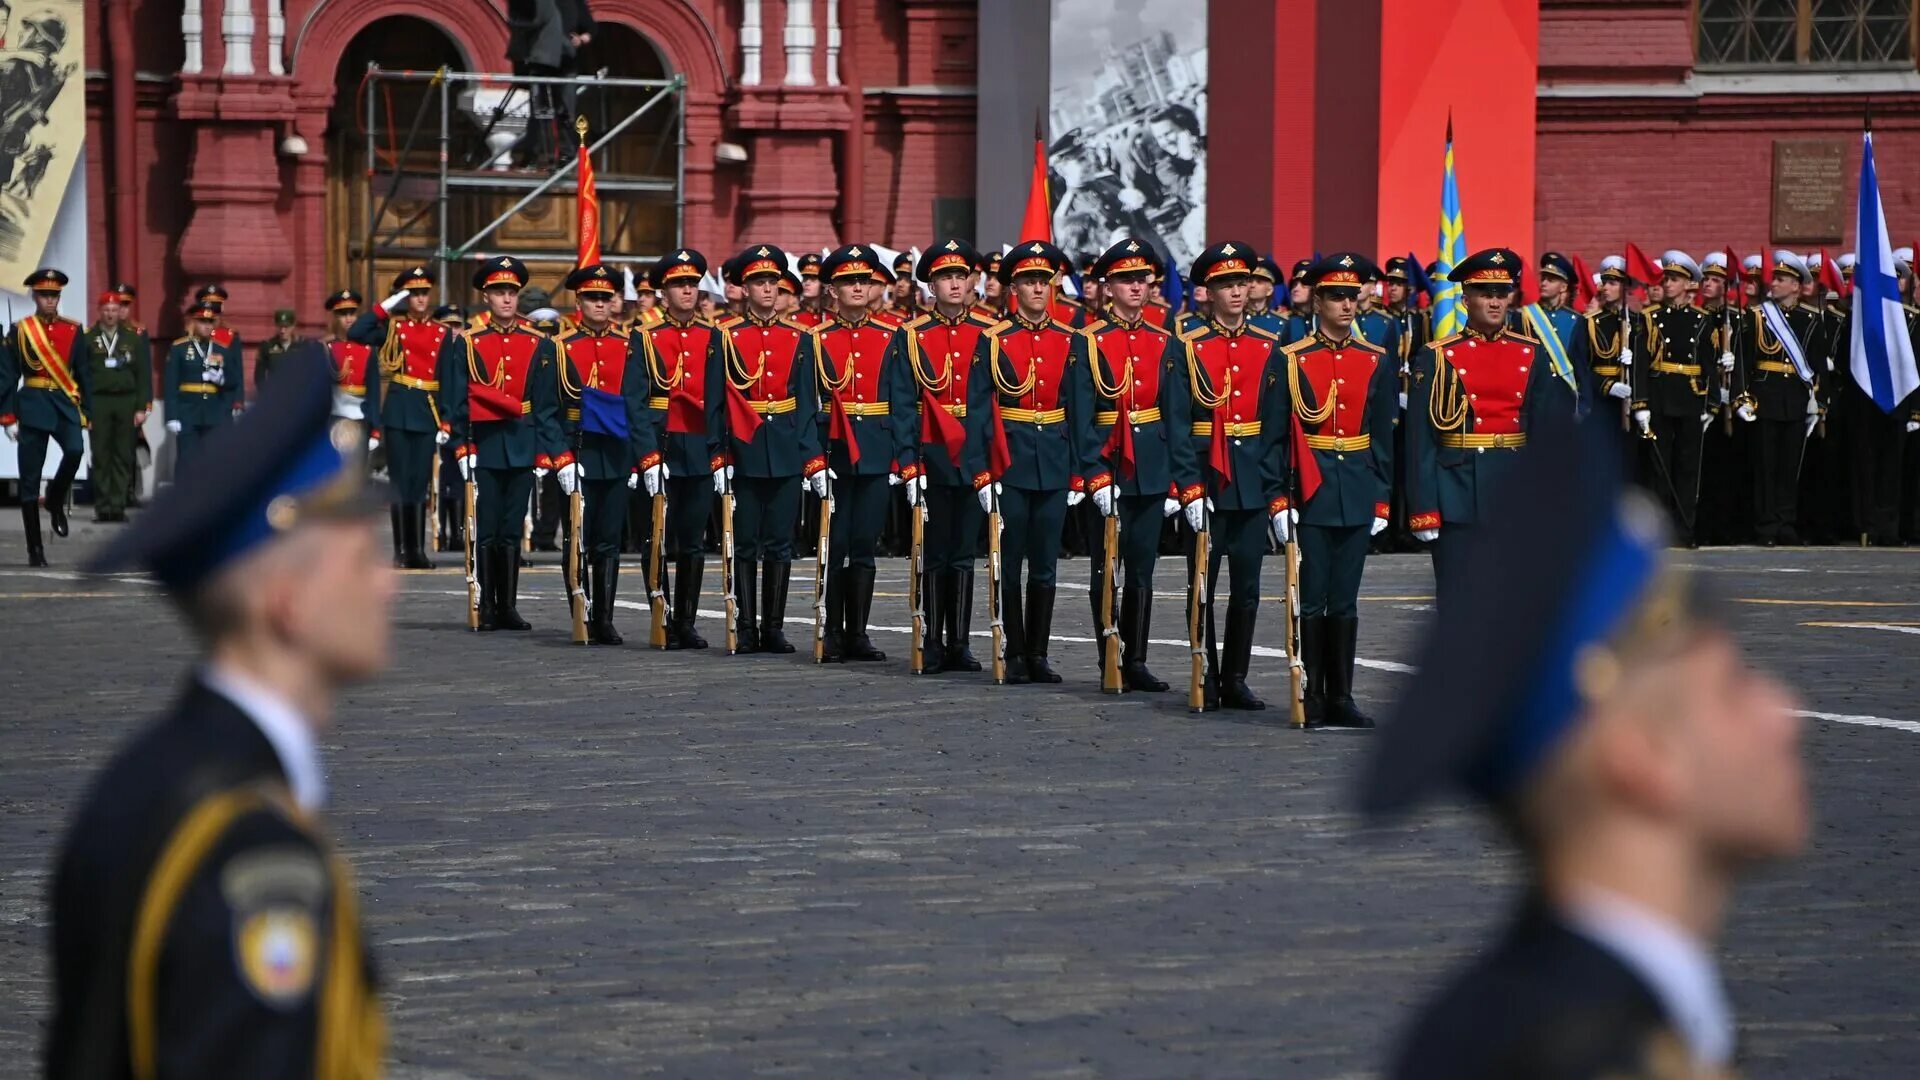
[{"left": 1850, "top": 130, "right": 1919, "bottom": 413}]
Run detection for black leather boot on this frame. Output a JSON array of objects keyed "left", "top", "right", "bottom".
[
  {"left": 819, "top": 568, "right": 845, "bottom": 662},
  {"left": 591, "top": 556, "right": 623, "bottom": 645},
  {"left": 474, "top": 542, "right": 499, "bottom": 631},
  {"left": 45, "top": 459, "right": 76, "bottom": 537},
  {"left": 390, "top": 504, "right": 406, "bottom": 568},
  {"left": 675, "top": 555, "right": 708, "bottom": 648},
  {"left": 762, "top": 559, "right": 795, "bottom": 654},
  {"left": 734, "top": 557, "right": 759, "bottom": 654},
  {"left": 1025, "top": 582, "right": 1061, "bottom": 683},
  {"left": 1325, "top": 616, "right": 1375, "bottom": 728},
  {"left": 948, "top": 569, "right": 982, "bottom": 671},
  {"left": 1088, "top": 557, "right": 1110, "bottom": 673},
  {"left": 1220, "top": 603, "right": 1266, "bottom": 710},
  {"left": 919, "top": 566, "right": 944, "bottom": 673},
  {"left": 497, "top": 543, "right": 531, "bottom": 630},
  {"left": 999, "top": 577, "right": 1028, "bottom": 684},
  {"left": 23, "top": 504, "right": 47, "bottom": 567},
  {"left": 844, "top": 565, "right": 886, "bottom": 661},
  {"left": 405, "top": 502, "right": 436, "bottom": 569},
  {"left": 1300, "top": 616, "right": 1328, "bottom": 727},
  {"left": 1120, "top": 586, "right": 1168, "bottom": 692}
]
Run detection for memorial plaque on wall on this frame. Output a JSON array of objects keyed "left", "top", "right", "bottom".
[{"left": 1772, "top": 139, "right": 1848, "bottom": 244}]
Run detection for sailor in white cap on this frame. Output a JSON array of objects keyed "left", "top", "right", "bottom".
[
  {"left": 1642, "top": 250, "right": 1711, "bottom": 544},
  {"left": 1571, "top": 256, "right": 1653, "bottom": 469},
  {"left": 1733, "top": 251, "right": 1824, "bottom": 545}
]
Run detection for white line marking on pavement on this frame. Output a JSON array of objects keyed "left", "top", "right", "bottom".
[
  {"left": 1806, "top": 622, "right": 1920, "bottom": 635},
  {"left": 1793, "top": 710, "right": 1920, "bottom": 735}
]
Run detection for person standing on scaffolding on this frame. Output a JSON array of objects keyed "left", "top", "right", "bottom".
[{"left": 505, "top": 0, "right": 594, "bottom": 171}]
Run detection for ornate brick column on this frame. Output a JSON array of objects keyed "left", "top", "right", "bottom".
[{"left": 728, "top": 89, "right": 853, "bottom": 251}]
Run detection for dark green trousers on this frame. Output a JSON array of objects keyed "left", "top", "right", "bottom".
[
  {"left": 665, "top": 475, "right": 715, "bottom": 556},
  {"left": 1188, "top": 508, "right": 1266, "bottom": 609},
  {"left": 16, "top": 418, "right": 83, "bottom": 501},
  {"left": 89, "top": 395, "right": 140, "bottom": 514},
  {"left": 924, "top": 485, "right": 982, "bottom": 573},
  {"left": 999, "top": 486, "right": 1068, "bottom": 587},
  {"left": 386, "top": 427, "right": 437, "bottom": 503},
  {"left": 476, "top": 467, "right": 535, "bottom": 544},
  {"left": 826, "top": 473, "right": 889, "bottom": 569},
  {"left": 583, "top": 478, "right": 629, "bottom": 558},
  {"left": 1298, "top": 522, "right": 1368, "bottom": 618},
  {"left": 735, "top": 475, "right": 801, "bottom": 561},
  {"left": 1117, "top": 494, "right": 1166, "bottom": 589}
]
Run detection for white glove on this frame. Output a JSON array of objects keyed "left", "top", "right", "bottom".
[
  {"left": 382, "top": 289, "right": 411, "bottom": 313},
  {"left": 2, "top": 422, "right": 15, "bottom": 442},
  {"left": 1737, "top": 403, "right": 1757, "bottom": 423},
  {"left": 166, "top": 419, "right": 182, "bottom": 434},
  {"left": 1066, "top": 490, "right": 1086, "bottom": 508},
  {"left": 888, "top": 472, "right": 903, "bottom": 486},
  {"left": 810, "top": 468, "right": 836, "bottom": 501},
  {"left": 644, "top": 462, "right": 666, "bottom": 497},
  {"left": 557, "top": 461, "right": 582, "bottom": 495},
  {"left": 1607, "top": 380, "right": 1632, "bottom": 401},
  {"left": 1397, "top": 392, "right": 1408, "bottom": 411},
  {"left": 368, "top": 433, "right": 381, "bottom": 451},
  {"left": 1908, "top": 421, "right": 1919, "bottom": 434},
  {"left": 205, "top": 367, "right": 224, "bottom": 386},
  {"left": 1633, "top": 409, "right": 1651, "bottom": 435},
  {"left": 1162, "top": 498, "right": 1181, "bottom": 518},
  {"left": 1413, "top": 527, "right": 1439, "bottom": 542},
  {"left": 534, "top": 466, "right": 550, "bottom": 481},
  {"left": 435, "top": 429, "right": 450, "bottom": 446},
  {"left": 1806, "top": 395, "right": 1821, "bottom": 418},
  {"left": 1619, "top": 347, "right": 1634, "bottom": 368},
  {"left": 1270, "top": 508, "right": 1295, "bottom": 545},
  {"left": 1093, "top": 484, "right": 1116, "bottom": 517},
  {"left": 1700, "top": 412, "right": 1713, "bottom": 431},
  {"left": 904, "top": 474, "right": 924, "bottom": 507},
  {"left": 1371, "top": 515, "right": 1388, "bottom": 537},
  {"left": 1183, "top": 496, "right": 1212, "bottom": 533},
  {"left": 713, "top": 463, "right": 733, "bottom": 495},
  {"left": 627, "top": 471, "right": 640, "bottom": 490},
  {"left": 1719, "top": 351, "right": 1736, "bottom": 371},
  {"left": 976, "top": 481, "right": 1000, "bottom": 513},
  {"left": 457, "top": 452, "right": 474, "bottom": 480}
]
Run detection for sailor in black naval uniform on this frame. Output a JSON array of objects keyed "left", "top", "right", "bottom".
[
  {"left": 1362, "top": 417, "right": 1807, "bottom": 1080},
  {"left": 50, "top": 349, "right": 388, "bottom": 1078}
]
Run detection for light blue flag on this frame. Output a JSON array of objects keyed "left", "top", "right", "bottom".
[{"left": 1850, "top": 130, "right": 1919, "bottom": 413}]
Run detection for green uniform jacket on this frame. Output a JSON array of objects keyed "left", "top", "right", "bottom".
[
  {"left": 85, "top": 322, "right": 152, "bottom": 408},
  {"left": 0, "top": 314, "right": 91, "bottom": 430},
  {"left": 164, "top": 336, "right": 244, "bottom": 428}
]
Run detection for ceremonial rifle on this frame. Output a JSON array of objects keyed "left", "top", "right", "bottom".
[
  {"left": 566, "top": 482, "right": 586, "bottom": 643},
  {"left": 1100, "top": 506, "right": 1121, "bottom": 694},
  {"left": 648, "top": 491, "right": 668, "bottom": 648},
  {"left": 813, "top": 474, "right": 833, "bottom": 663},
  {"left": 987, "top": 483, "right": 1005, "bottom": 685},
  {"left": 1187, "top": 496, "right": 1209, "bottom": 713},
  {"left": 909, "top": 479, "right": 927, "bottom": 674},
  {"left": 464, "top": 467, "right": 479, "bottom": 630},
  {"left": 429, "top": 447, "right": 442, "bottom": 551},
  {"left": 720, "top": 466, "right": 738, "bottom": 655}
]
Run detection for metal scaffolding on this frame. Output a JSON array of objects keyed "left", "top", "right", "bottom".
[{"left": 357, "top": 65, "right": 687, "bottom": 299}]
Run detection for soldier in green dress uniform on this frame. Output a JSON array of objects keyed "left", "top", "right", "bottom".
[{"left": 84, "top": 285, "right": 151, "bottom": 522}]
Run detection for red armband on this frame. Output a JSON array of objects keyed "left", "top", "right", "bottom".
[
  {"left": 709, "top": 454, "right": 728, "bottom": 472},
  {"left": 1408, "top": 511, "right": 1441, "bottom": 531},
  {"left": 1269, "top": 496, "right": 1291, "bottom": 515},
  {"left": 1374, "top": 501, "right": 1390, "bottom": 520},
  {"left": 638, "top": 451, "right": 663, "bottom": 471},
  {"left": 534, "top": 454, "right": 554, "bottom": 471},
  {"left": 1069, "top": 475, "right": 1086, "bottom": 493},
  {"left": 973, "top": 472, "right": 994, "bottom": 491},
  {"left": 803, "top": 455, "right": 827, "bottom": 478},
  {"left": 898, "top": 462, "right": 921, "bottom": 482},
  {"left": 1085, "top": 472, "right": 1112, "bottom": 493},
  {"left": 551, "top": 451, "right": 575, "bottom": 469},
  {"left": 1178, "top": 484, "right": 1206, "bottom": 506}
]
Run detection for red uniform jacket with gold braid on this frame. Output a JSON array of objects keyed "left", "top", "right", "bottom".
[
  {"left": 903, "top": 309, "right": 997, "bottom": 489},
  {"left": 1274, "top": 331, "right": 1397, "bottom": 527},
  {"left": 1405, "top": 325, "right": 1577, "bottom": 529},
  {"left": 816, "top": 315, "right": 915, "bottom": 478},
  {"left": 963, "top": 315, "right": 1098, "bottom": 492},
  {"left": 635, "top": 315, "right": 727, "bottom": 477},
  {"left": 1163, "top": 320, "right": 1284, "bottom": 514},
  {"left": 1087, "top": 313, "right": 1177, "bottom": 499},
  {"left": 325, "top": 337, "right": 381, "bottom": 434},
  {"left": 346, "top": 309, "right": 449, "bottom": 434},
  {"left": 557, "top": 323, "right": 650, "bottom": 481},
  {"left": 720, "top": 312, "right": 825, "bottom": 480},
  {"left": 438, "top": 316, "right": 566, "bottom": 471}
]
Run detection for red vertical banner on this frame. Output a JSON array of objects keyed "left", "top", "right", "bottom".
[
  {"left": 577, "top": 126, "right": 601, "bottom": 267},
  {"left": 1375, "top": 0, "right": 1538, "bottom": 268},
  {"left": 1018, "top": 135, "right": 1051, "bottom": 243}
]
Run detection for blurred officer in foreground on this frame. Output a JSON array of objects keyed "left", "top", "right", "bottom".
[
  {"left": 50, "top": 348, "right": 389, "bottom": 1078},
  {"left": 1362, "top": 417, "right": 1806, "bottom": 1080}
]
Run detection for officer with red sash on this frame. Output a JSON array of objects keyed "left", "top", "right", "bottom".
[
  {"left": 811, "top": 244, "right": 916, "bottom": 663},
  {"left": 441, "top": 256, "right": 566, "bottom": 631},
  {"left": 1407, "top": 247, "right": 1578, "bottom": 609},
  {"left": 635, "top": 249, "right": 727, "bottom": 649},
  {"left": 1086, "top": 237, "right": 1181, "bottom": 692},
  {"left": 719, "top": 245, "right": 824, "bottom": 654},
  {"left": 903, "top": 239, "right": 997, "bottom": 673},
  {"left": 1, "top": 268, "right": 90, "bottom": 565},
  {"left": 557, "top": 264, "right": 652, "bottom": 645},
  {"left": 1273, "top": 253, "right": 1398, "bottom": 727},
  {"left": 1165, "top": 242, "right": 1285, "bottom": 710},
  {"left": 967, "top": 240, "right": 1099, "bottom": 685},
  {"left": 349, "top": 266, "right": 450, "bottom": 569}
]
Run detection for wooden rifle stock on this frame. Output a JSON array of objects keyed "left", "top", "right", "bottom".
[
  {"left": 1100, "top": 511, "right": 1121, "bottom": 694},
  {"left": 566, "top": 489, "right": 587, "bottom": 643},
  {"left": 648, "top": 491, "right": 668, "bottom": 648}
]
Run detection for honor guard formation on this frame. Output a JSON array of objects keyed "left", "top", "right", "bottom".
[{"left": 17, "top": 231, "right": 1882, "bottom": 1078}]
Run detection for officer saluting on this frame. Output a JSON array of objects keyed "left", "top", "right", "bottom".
[
  {"left": 1407, "top": 248, "right": 1578, "bottom": 608},
  {"left": 635, "top": 249, "right": 727, "bottom": 649},
  {"left": 1164, "top": 242, "right": 1284, "bottom": 710},
  {"left": 1, "top": 268, "right": 89, "bottom": 565},
  {"left": 441, "top": 256, "right": 567, "bottom": 631},
  {"left": 349, "top": 266, "right": 449, "bottom": 570},
  {"left": 902, "top": 239, "right": 996, "bottom": 672},
  {"left": 719, "top": 245, "right": 822, "bottom": 654},
  {"left": 1275, "top": 253, "right": 1398, "bottom": 727},
  {"left": 813, "top": 244, "right": 916, "bottom": 663},
  {"left": 1362, "top": 417, "right": 1806, "bottom": 1080},
  {"left": 51, "top": 349, "right": 389, "bottom": 1078},
  {"left": 1085, "top": 237, "right": 1181, "bottom": 691},
  {"left": 557, "top": 263, "right": 653, "bottom": 645}
]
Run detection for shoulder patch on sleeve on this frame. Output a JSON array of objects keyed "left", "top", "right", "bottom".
[{"left": 224, "top": 843, "right": 327, "bottom": 1009}]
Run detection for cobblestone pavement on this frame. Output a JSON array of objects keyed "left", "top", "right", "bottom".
[{"left": 2, "top": 532, "right": 1917, "bottom": 1077}]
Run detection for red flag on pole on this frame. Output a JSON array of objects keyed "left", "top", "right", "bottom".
[
  {"left": 1624, "top": 242, "right": 1661, "bottom": 288},
  {"left": 1816, "top": 246, "right": 1844, "bottom": 296},
  {"left": 1018, "top": 128, "right": 1051, "bottom": 243},
  {"left": 1570, "top": 254, "right": 1596, "bottom": 309},
  {"left": 1723, "top": 247, "right": 1744, "bottom": 307},
  {"left": 576, "top": 122, "right": 601, "bottom": 266}
]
